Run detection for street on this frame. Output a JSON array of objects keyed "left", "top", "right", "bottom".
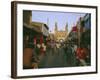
[
  {"left": 38, "top": 45, "right": 76, "bottom": 68},
  {"left": 23, "top": 11, "right": 91, "bottom": 69}
]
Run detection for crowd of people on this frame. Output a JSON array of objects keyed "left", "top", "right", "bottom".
[
  {"left": 23, "top": 38, "right": 91, "bottom": 69},
  {"left": 63, "top": 43, "right": 90, "bottom": 67}
]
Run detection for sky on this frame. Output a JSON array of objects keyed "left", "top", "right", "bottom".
[{"left": 32, "top": 10, "right": 86, "bottom": 33}]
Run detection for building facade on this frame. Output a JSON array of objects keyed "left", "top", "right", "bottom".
[
  {"left": 23, "top": 10, "right": 49, "bottom": 69},
  {"left": 23, "top": 10, "right": 32, "bottom": 25},
  {"left": 76, "top": 13, "right": 91, "bottom": 47},
  {"left": 80, "top": 13, "right": 91, "bottom": 46},
  {"left": 83, "top": 14, "right": 91, "bottom": 30},
  {"left": 54, "top": 22, "right": 68, "bottom": 43}
]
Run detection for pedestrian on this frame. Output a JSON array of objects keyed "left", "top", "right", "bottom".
[
  {"left": 31, "top": 54, "right": 39, "bottom": 69},
  {"left": 31, "top": 41, "right": 40, "bottom": 69},
  {"left": 65, "top": 44, "right": 76, "bottom": 67},
  {"left": 76, "top": 45, "right": 88, "bottom": 66},
  {"left": 36, "top": 43, "right": 41, "bottom": 55},
  {"left": 46, "top": 39, "right": 51, "bottom": 50},
  {"left": 50, "top": 40, "right": 56, "bottom": 55},
  {"left": 41, "top": 43, "right": 46, "bottom": 55},
  {"left": 85, "top": 44, "right": 90, "bottom": 65}
]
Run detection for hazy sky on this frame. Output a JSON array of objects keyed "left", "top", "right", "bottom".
[{"left": 32, "top": 10, "right": 86, "bottom": 33}]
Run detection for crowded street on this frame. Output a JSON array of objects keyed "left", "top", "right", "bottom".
[
  {"left": 23, "top": 10, "right": 91, "bottom": 69},
  {"left": 34, "top": 41, "right": 89, "bottom": 68},
  {"left": 38, "top": 45, "right": 68, "bottom": 68}
]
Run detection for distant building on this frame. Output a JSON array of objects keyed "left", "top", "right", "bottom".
[
  {"left": 83, "top": 14, "right": 91, "bottom": 30},
  {"left": 23, "top": 10, "right": 32, "bottom": 25},
  {"left": 31, "top": 22, "right": 49, "bottom": 37},
  {"left": 81, "top": 14, "right": 91, "bottom": 45},
  {"left": 49, "top": 32, "right": 55, "bottom": 40},
  {"left": 23, "top": 10, "right": 49, "bottom": 48},
  {"left": 54, "top": 22, "right": 68, "bottom": 42},
  {"left": 76, "top": 14, "right": 91, "bottom": 47},
  {"left": 65, "top": 25, "right": 78, "bottom": 45}
]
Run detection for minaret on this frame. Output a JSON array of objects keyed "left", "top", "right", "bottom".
[
  {"left": 65, "top": 22, "right": 68, "bottom": 32},
  {"left": 54, "top": 21, "right": 58, "bottom": 41},
  {"left": 47, "top": 18, "right": 49, "bottom": 27},
  {"left": 64, "top": 22, "right": 68, "bottom": 39},
  {"left": 55, "top": 22, "right": 58, "bottom": 32}
]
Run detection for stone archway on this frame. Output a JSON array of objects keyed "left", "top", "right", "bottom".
[{"left": 59, "top": 39, "right": 64, "bottom": 43}]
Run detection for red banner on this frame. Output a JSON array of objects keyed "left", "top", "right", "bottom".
[
  {"left": 40, "top": 36, "right": 43, "bottom": 44},
  {"left": 33, "top": 37, "right": 36, "bottom": 45},
  {"left": 72, "top": 26, "right": 78, "bottom": 32}
]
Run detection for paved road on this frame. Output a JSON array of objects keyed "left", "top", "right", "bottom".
[{"left": 38, "top": 47, "right": 73, "bottom": 68}]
